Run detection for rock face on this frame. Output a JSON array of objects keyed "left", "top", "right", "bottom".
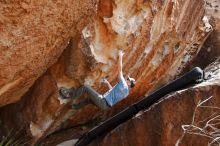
[
  {"left": 185, "top": 0, "right": 220, "bottom": 70},
  {"left": 89, "top": 59, "right": 220, "bottom": 146},
  {"left": 205, "top": 0, "right": 220, "bottom": 47},
  {"left": 0, "top": 0, "right": 213, "bottom": 144},
  {"left": 0, "top": 0, "right": 97, "bottom": 107}
]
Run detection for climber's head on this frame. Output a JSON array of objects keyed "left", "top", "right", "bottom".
[{"left": 126, "top": 76, "right": 136, "bottom": 88}]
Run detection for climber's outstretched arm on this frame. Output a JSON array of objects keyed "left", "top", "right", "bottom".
[{"left": 118, "top": 50, "right": 124, "bottom": 79}]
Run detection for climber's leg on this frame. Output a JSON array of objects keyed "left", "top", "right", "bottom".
[
  {"left": 73, "top": 85, "right": 110, "bottom": 110},
  {"left": 59, "top": 85, "right": 100, "bottom": 98},
  {"left": 72, "top": 98, "right": 92, "bottom": 109},
  {"left": 60, "top": 85, "right": 109, "bottom": 109},
  {"left": 59, "top": 85, "right": 98, "bottom": 99},
  {"left": 73, "top": 85, "right": 100, "bottom": 98},
  {"left": 72, "top": 97, "right": 109, "bottom": 110}
]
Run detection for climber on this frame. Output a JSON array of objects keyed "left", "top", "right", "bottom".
[{"left": 59, "top": 50, "right": 136, "bottom": 110}]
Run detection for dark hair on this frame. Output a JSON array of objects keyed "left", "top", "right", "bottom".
[{"left": 127, "top": 76, "right": 136, "bottom": 88}]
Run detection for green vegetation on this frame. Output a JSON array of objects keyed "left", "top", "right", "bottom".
[{"left": 0, "top": 129, "right": 28, "bottom": 146}]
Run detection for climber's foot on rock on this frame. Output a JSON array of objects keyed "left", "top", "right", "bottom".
[{"left": 59, "top": 87, "right": 73, "bottom": 99}]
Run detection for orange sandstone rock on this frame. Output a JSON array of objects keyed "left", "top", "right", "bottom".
[
  {"left": 89, "top": 59, "right": 220, "bottom": 146},
  {"left": 0, "top": 0, "right": 97, "bottom": 107},
  {"left": 0, "top": 0, "right": 213, "bottom": 144}
]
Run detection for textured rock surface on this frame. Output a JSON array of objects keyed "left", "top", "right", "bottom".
[
  {"left": 0, "top": 0, "right": 97, "bottom": 107},
  {"left": 0, "top": 0, "right": 213, "bottom": 144},
  {"left": 89, "top": 59, "right": 220, "bottom": 146},
  {"left": 185, "top": 0, "right": 220, "bottom": 70}
]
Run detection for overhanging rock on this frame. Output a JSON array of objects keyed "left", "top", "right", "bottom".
[{"left": 0, "top": 0, "right": 213, "bottom": 144}]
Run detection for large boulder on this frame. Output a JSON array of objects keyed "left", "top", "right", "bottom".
[
  {"left": 89, "top": 58, "right": 220, "bottom": 146},
  {"left": 0, "top": 0, "right": 213, "bottom": 144},
  {"left": 0, "top": 0, "right": 97, "bottom": 107}
]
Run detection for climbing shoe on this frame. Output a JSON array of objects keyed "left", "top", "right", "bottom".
[{"left": 59, "top": 87, "right": 74, "bottom": 99}]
